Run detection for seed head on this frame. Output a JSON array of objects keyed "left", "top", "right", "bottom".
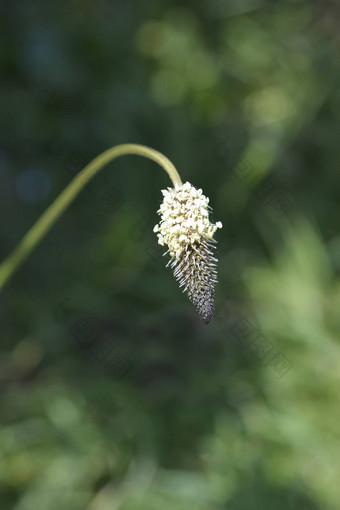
[{"left": 153, "top": 182, "right": 222, "bottom": 323}]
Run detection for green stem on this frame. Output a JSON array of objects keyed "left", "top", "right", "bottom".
[{"left": 0, "top": 143, "right": 182, "bottom": 291}]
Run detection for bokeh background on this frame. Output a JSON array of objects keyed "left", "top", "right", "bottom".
[{"left": 1, "top": 1, "right": 339, "bottom": 509}]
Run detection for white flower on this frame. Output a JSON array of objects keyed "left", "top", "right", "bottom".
[
  {"left": 154, "top": 181, "right": 222, "bottom": 323},
  {"left": 154, "top": 182, "right": 222, "bottom": 260}
]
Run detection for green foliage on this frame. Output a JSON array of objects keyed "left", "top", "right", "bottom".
[{"left": 0, "top": 0, "right": 339, "bottom": 509}]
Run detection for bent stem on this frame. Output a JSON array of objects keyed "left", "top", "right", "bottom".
[{"left": 0, "top": 143, "right": 182, "bottom": 291}]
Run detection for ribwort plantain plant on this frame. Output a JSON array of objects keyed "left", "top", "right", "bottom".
[{"left": 0, "top": 144, "right": 222, "bottom": 323}]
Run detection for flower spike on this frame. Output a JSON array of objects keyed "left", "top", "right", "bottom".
[{"left": 154, "top": 182, "right": 222, "bottom": 323}]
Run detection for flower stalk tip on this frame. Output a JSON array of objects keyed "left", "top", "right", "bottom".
[{"left": 154, "top": 181, "right": 222, "bottom": 323}]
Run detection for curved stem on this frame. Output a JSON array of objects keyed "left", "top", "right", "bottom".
[{"left": 0, "top": 144, "right": 182, "bottom": 291}]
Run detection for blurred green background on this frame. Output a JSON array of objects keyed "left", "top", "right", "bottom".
[{"left": 0, "top": 0, "right": 339, "bottom": 509}]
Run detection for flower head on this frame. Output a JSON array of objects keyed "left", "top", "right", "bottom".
[{"left": 154, "top": 182, "right": 222, "bottom": 323}]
